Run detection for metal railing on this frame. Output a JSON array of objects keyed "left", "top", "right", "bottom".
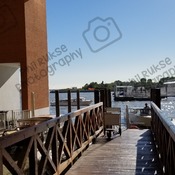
[
  {"left": 0, "top": 110, "right": 31, "bottom": 131},
  {"left": 0, "top": 112, "right": 6, "bottom": 130}
]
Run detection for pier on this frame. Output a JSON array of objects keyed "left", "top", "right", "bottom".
[
  {"left": 67, "top": 129, "right": 162, "bottom": 175},
  {"left": 1, "top": 1, "right": 175, "bottom": 174},
  {"left": 0, "top": 89, "right": 174, "bottom": 174}
]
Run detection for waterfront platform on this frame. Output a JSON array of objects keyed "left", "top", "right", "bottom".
[
  {"left": 113, "top": 95, "right": 175, "bottom": 101},
  {"left": 67, "top": 129, "right": 162, "bottom": 175}
]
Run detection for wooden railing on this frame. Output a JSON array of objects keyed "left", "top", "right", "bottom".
[
  {"left": 151, "top": 102, "right": 175, "bottom": 175},
  {"left": 0, "top": 102, "right": 103, "bottom": 175}
]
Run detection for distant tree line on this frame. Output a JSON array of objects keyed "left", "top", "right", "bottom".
[{"left": 81, "top": 77, "right": 175, "bottom": 91}]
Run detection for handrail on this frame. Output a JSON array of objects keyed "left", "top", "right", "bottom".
[
  {"left": 0, "top": 102, "right": 103, "bottom": 175},
  {"left": 151, "top": 102, "right": 175, "bottom": 141},
  {"left": 151, "top": 102, "right": 175, "bottom": 175}
]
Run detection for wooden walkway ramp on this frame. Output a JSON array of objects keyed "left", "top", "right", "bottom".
[{"left": 67, "top": 129, "right": 162, "bottom": 175}]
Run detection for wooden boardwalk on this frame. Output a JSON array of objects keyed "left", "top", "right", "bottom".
[{"left": 67, "top": 129, "right": 162, "bottom": 175}]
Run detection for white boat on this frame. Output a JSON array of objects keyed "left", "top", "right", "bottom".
[
  {"left": 126, "top": 105, "right": 151, "bottom": 128},
  {"left": 50, "top": 97, "right": 92, "bottom": 106}
]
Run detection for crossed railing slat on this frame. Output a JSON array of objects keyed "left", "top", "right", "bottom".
[{"left": 0, "top": 102, "right": 103, "bottom": 175}]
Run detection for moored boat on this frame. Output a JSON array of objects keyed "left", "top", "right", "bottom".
[
  {"left": 50, "top": 97, "right": 92, "bottom": 106},
  {"left": 126, "top": 105, "right": 151, "bottom": 128}
]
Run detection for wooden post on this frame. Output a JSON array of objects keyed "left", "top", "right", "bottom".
[
  {"left": 0, "top": 150, "right": 3, "bottom": 175},
  {"left": 104, "top": 88, "right": 108, "bottom": 108},
  {"left": 67, "top": 116, "right": 73, "bottom": 161},
  {"left": 77, "top": 90, "right": 80, "bottom": 110},
  {"left": 94, "top": 89, "right": 99, "bottom": 104},
  {"left": 100, "top": 89, "right": 106, "bottom": 111},
  {"left": 55, "top": 90, "right": 60, "bottom": 117},
  {"left": 68, "top": 90, "right": 71, "bottom": 112},
  {"left": 52, "top": 127, "right": 58, "bottom": 169},
  {"left": 29, "top": 139, "right": 37, "bottom": 174},
  {"left": 107, "top": 89, "right": 112, "bottom": 107},
  {"left": 31, "top": 92, "right": 35, "bottom": 117},
  {"left": 126, "top": 105, "right": 130, "bottom": 129},
  {"left": 151, "top": 89, "right": 161, "bottom": 109},
  {"left": 165, "top": 85, "right": 168, "bottom": 98}
]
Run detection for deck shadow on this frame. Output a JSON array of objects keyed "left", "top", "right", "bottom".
[{"left": 135, "top": 130, "right": 162, "bottom": 175}]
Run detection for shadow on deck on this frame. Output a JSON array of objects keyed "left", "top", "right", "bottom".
[{"left": 67, "top": 129, "right": 162, "bottom": 175}]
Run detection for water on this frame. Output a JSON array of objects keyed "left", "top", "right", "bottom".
[
  {"left": 49, "top": 92, "right": 94, "bottom": 115},
  {"left": 49, "top": 92, "right": 175, "bottom": 120},
  {"left": 161, "top": 97, "right": 175, "bottom": 118}
]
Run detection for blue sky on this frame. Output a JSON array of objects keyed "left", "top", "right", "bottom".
[{"left": 46, "top": 0, "right": 175, "bottom": 89}]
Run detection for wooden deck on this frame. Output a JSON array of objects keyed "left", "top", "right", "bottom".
[{"left": 67, "top": 129, "right": 162, "bottom": 175}]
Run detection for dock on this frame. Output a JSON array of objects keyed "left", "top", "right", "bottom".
[
  {"left": 67, "top": 129, "right": 162, "bottom": 175},
  {"left": 0, "top": 89, "right": 175, "bottom": 174}
]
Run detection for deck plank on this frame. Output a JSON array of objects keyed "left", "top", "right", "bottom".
[{"left": 67, "top": 129, "right": 162, "bottom": 175}]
